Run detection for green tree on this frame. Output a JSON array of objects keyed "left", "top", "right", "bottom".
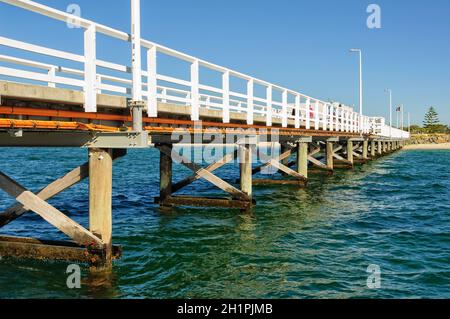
[{"left": 423, "top": 107, "right": 440, "bottom": 132}]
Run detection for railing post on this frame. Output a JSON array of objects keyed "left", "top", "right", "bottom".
[
  {"left": 247, "top": 78, "right": 254, "bottom": 125},
  {"left": 48, "top": 67, "right": 56, "bottom": 88},
  {"left": 342, "top": 110, "right": 346, "bottom": 132},
  {"left": 295, "top": 94, "right": 300, "bottom": 129},
  {"left": 314, "top": 100, "right": 319, "bottom": 130},
  {"left": 96, "top": 75, "right": 102, "bottom": 94},
  {"left": 190, "top": 59, "right": 200, "bottom": 121},
  {"left": 305, "top": 98, "right": 311, "bottom": 130},
  {"left": 266, "top": 85, "right": 273, "bottom": 127},
  {"left": 282, "top": 89, "right": 288, "bottom": 128},
  {"left": 329, "top": 104, "right": 334, "bottom": 131},
  {"left": 222, "top": 70, "right": 230, "bottom": 123},
  {"left": 345, "top": 111, "right": 349, "bottom": 132},
  {"left": 349, "top": 112, "right": 353, "bottom": 132},
  {"left": 322, "top": 103, "right": 327, "bottom": 131},
  {"left": 131, "top": 0, "right": 142, "bottom": 102},
  {"left": 84, "top": 24, "right": 97, "bottom": 112},
  {"left": 130, "top": 0, "right": 145, "bottom": 131},
  {"left": 161, "top": 88, "right": 167, "bottom": 103},
  {"left": 147, "top": 46, "right": 158, "bottom": 117}
]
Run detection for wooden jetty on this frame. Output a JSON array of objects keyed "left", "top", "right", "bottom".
[{"left": 0, "top": 0, "right": 409, "bottom": 266}]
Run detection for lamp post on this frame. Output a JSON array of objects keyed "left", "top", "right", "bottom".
[
  {"left": 350, "top": 49, "right": 363, "bottom": 134},
  {"left": 130, "top": 0, "right": 144, "bottom": 132},
  {"left": 385, "top": 88, "right": 392, "bottom": 138}
]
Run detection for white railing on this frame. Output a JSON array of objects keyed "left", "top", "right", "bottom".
[
  {"left": 370, "top": 117, "right": 409, "bottom": 139},
  {"left": 0, "top": 0, "right": 408, "bottom": 139}
]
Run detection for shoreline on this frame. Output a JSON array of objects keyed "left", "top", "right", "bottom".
[{"left": 403, "top": 143, "right": 450, "bottom": 150}]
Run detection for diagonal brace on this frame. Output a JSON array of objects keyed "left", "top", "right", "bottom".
[
  {"left": 172, "top": 150, "right": 238, "bottom": 193},
  {"left": 255, "top": 148, "right": 307, "bottom": 182},
  {"left": 0, "top": 172, "right": 103, "bottom": 248},
  {"left": 0, "top": 150, "right": 126, "bottom": 228},
  {"left": 158, "top": 145, "right": 250, "bottom": 201}
]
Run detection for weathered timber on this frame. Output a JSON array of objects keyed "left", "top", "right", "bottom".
[
  {"left": 0, "top": 235, "right": 120, "bottom": 265},
  {"left": 253, "top": 179, "right": 307, "bottom": 187},
  {"left": 0, "top": 149, "right": 126, "bottom": 228},
  {"left": 239, "top": 144, "right": 253, "bottom": 199},
  {"left": 297, "top": 142, "right": 309, "bottom": 179},
  {"left": 158, "top": 145, "right": 250, "bottom": 201},
  {"left": 326, "top": 142, "right": 334, "bottom": 170},
  {"left": 0, "top": 172, "right": 103, "bottom": 248},
  {"left": 156, "top": 196, "right": 253, "bottom": 210},
  {"left": 172, "top": 150, "right": 237, "bottom": 193},
  {"left": 89, "top": 148, "right": 113, "bottom": 262}
]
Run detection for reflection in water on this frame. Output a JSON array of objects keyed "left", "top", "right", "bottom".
[
  {"left": 0, "top": 149, "right": 449, "bottom": 298},
  {"left": 84, "top": 265, "right": 121, "bottom": 299}
]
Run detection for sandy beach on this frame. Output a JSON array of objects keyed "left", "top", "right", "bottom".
[{"left": 403, "top": 143, "right": 450, "bottom": 150}]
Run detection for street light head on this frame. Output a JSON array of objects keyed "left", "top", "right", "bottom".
[{"left": 349, "top": 48, "right": 361, "bottom": 53}]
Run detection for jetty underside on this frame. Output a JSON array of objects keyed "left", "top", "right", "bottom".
[{"left": 0, "top": 82, "right": 406, "bottom": 266}]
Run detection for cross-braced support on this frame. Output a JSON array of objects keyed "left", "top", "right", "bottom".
[
  {"left": 252, "top": 143, "right": 308, "bottom": 186},
  {"left": 155, "top": 144, "right": 253, "bottom": 210},
  {"left": 307, "top": 142, "right": 334, "bottom": 175},
  {"left": 0, "top": 149, "right": 126, "bottom": 265}
]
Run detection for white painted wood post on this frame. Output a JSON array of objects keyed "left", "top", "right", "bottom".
[
  {"left": 342, "top": 109, "right": 346, "bottom": 132},
  {"left": 305, "top": 98, "right": 311, "bottom": 130},
  {"left": 322, "top": 103, "right": 327, "bottom": 131},
  {"left": 314, "top": 100, "right": 319, "bottom": 130},
  {"left": 247, "top": 78, "right": 254, "bottom": 125},
  {"left": 190, "top": 59, "right": 200, "bottom": 121},
  {"left": 96, "top": 75, "right": 102, "bottom": 94},
  {"left": 266, "top": 85, "right": 273, "bottom": 127},
  {"left": 48, "top": 67, "right": 56, "bottom": 88},
  {"left": 161, "top": 88, "right": 167, "bottom": 103},
  {"left": 131, "top": 0, "right": 142, "bottom": 102},
  {"left": 84, "top": 24, "right": 97, "bottom": 112},
  {"left": 357, "top": 114, "right": 360, "bottom": 133},
  {"left": 350, "top": 112, "right": 354, "bottom": 132},
  {"left": 282, "top": 89, "right": 288, "bottom": 128},
  {"left": 222, "top": 70, "right": 230, "bottom": 123},
  {"left": 146, "top": 46, "right": 157, "bottom": 117},
  {"left": 337, "top": 108, "right": 341, "bottom": 131},
  {"left": 346, "top": 111, "right": 350, "bottom": 132},
  {"left": 329, "top": 104, "right": 334, "bottom": 131},
  {"left": 295, "top": 94, "right": 300, "bottom": 129}
]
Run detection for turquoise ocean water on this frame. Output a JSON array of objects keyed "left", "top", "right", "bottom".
[{"left": 0, "top": 148, "right": 449, "bottom": 298}]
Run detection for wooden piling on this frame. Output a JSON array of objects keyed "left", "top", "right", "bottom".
[
  {"left": 89, "top": 148, "right": 113, "bottom": 263},
  {"left": 370, "top": 140, "right": 376, "bottom": 158},
  {"left": 240, "top": 144, "right": 253, "bottom": 199},
  {"left": 297, "top": 142, "right": 308, "bottom": 179},
  {"left": 347, "top": 140, "right": 354, "bottom": 164},
  {"left": 326, "top": 142, "right": 334, "bottom": 170},
  {"left": 363, "top": 140, "right": 369, "bottom": 159},
  {"left": 159, "top": 144, "right": 173, "bottom": 203}
]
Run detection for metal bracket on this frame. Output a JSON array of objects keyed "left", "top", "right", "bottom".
[{"left": 84, "top": 131, "right": 150, "bottom": 148}]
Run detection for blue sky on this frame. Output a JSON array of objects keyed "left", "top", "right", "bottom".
[{"left": 0, "top": 0, "right": 449, "bottom": 125}]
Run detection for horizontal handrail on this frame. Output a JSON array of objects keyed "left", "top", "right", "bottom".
[{"left": 0, "top": 0, "right": 409, "bottom": 138}]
